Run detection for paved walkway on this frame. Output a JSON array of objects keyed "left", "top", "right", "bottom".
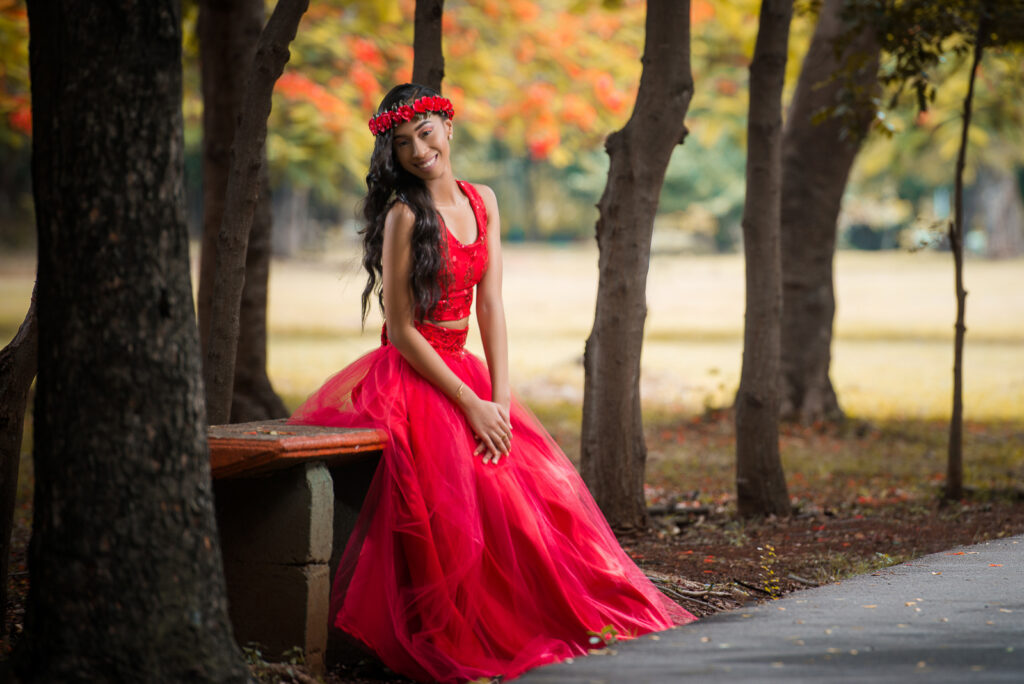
[{"left": 518, "top": 535, "right": 1024, "bottom": 683}]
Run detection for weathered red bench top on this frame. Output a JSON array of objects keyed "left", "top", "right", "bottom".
[{"left": 208, "top": 419, "right": 388, "bottom": 479}]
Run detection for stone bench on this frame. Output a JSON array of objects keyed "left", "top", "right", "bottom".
[{"left": 209, "top": 419, "right": 386, "bottom": 674}]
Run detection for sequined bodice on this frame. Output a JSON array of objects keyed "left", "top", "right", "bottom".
[{"left": 429, "top": 180, "right": 489, "bottom": 321}]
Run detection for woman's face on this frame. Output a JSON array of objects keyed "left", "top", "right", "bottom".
[{"left": 392, "top": 114, "right": 453, "bottom": 181}]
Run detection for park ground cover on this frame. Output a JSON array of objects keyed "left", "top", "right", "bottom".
[{"left": 2, "top": 245, "right": 1023, "bottom": 681}]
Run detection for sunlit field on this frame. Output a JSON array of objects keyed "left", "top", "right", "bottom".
[
  {"left": 1, "top": 244, "right": 1022, "bottom": 421},
  {"left": 256, "top": 243, "right": 1024, "bottom": 421}
]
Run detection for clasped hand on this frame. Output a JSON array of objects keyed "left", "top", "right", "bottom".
[{"left": 463, "top": 397, "right": 512, "bottom": 465}]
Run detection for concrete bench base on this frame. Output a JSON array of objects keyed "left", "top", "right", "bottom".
[{"left": 209, "top": 420, "right": 385, "bottom": 674}]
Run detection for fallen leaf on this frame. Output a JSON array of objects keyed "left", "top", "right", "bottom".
[{"left": 862, "top": 604, "right": 877, "bottom": 609}]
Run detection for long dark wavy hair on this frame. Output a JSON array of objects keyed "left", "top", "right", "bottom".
[{"left": 360, "top": 83, "right": 451, "bottom": 325}]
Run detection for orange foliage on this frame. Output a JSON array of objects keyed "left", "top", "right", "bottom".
[
  {"left": 559, "top": 93, "right": 597, "bottom": 131},
  {"left": 515, "top": 37, "right": 536, "bottom": 65},
  {"left": 588, "top": 14, "right": 622, "bottom": 41},
  {"left": 482, "top": 0, "right": 501, "bottom": 19},
  {"left": 692, "top": 0, "right": 715, "bottom": 25},
  {"left": 511, "top": 0, "right": 540, "bottom": 24},
  {"left": 8, "top": 103, "right": 30, "bottom": 135},
  {"left": 716, "top": 78, "right": 738, "bottom": 96},
  {"left": 592, "top": 72, "right": 626, "bottom": 114},
  {"left": 448, "top": 27, "right": 479, "bottom": 59},
  {"left": 276, "top": 72, "right": 351, "bottom": 132},
  {"left": 350, "top": 37, "right": 385, "bottom": 72},
  {"left": 350, "top": 63, "right": 381, "bottom": 111},
  {"left": 527, "top": 117, "right": 559, "bottom": 160}
]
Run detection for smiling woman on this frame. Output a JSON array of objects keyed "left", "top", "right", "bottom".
[{"left": 285, "top": 82, "right": 695, "bottom": 683}]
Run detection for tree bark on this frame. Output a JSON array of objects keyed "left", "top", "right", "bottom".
[
  {"left": 945, "top": 21, "right": 985, "bottom": 502},
  {"left": 0, "top": 284, "right": 36, "bottom": 637},
  {"left": 735, "top": 0, "right": 793, "bottom": 519},
  {"left": 780, "top": 0, "right": 879, "bottom": 424},
  {"left": 204, "top": 0, "right": 309, "bottom": 426},
  {"left": 198, "top": 0, "right": 287, "bottom": 423},
  {"left": 412, "top": 0, "right": 445, "bottom": 91},
  {"left": 19, "top": 1, "right": 250, "bottom": 680},
  {"left": 581, "top": 0, "right": 693, "bottom": 532}
]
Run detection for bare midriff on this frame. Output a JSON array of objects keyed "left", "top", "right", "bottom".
[{"left": 426, "top": 317, "right": 470, "bottom": 330}]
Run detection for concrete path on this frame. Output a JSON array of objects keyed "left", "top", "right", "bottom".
[{"left": 518, "top": 535, "right": 1024, "bottom": 683}]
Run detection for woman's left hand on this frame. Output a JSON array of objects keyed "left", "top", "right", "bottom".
[{"left": 460, "top": 394, "right": 512, "bottom": 464}]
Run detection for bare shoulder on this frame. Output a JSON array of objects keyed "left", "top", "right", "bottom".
[
  {"left": 383, "top": 200, "right": 416, "bottom": 238},
  {"left": 468, "top": 183, "right": 500, "bottom": 230},
  {"left": 470, "top": 182, "right": 498, "bottom": 209}
]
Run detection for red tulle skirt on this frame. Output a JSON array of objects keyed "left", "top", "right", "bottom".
[{"left": 288, "top": 322, "right": 694, "bottom": 682}]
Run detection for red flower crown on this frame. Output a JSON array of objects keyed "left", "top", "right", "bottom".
[{"left": 368, "top": 95, "right": 455, "bottom": 136}]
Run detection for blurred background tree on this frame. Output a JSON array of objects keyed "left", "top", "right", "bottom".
[{"left": 1, "top": 0, "right": 1022, "bottom": 255}]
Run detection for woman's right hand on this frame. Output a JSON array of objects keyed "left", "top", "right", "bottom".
[{"left": 459, "top": 392, "right": 513, "bottom": 465}]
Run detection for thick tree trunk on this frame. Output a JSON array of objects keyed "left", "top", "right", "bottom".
[
  {"left": 197, "top": 0, "right": 287, "bottom": 423},
  {"left": 780, "top": 0, "right": 879, "bottom": 424},
  {"left": 0, "top": 285, "right": 36, "bottom": 636},
  {"left": 735, "top": 0, "right": 793, "bottom": 519},
  {"left": 412, "top": 0, "right": 445, "bottom": 91},
  {"left": 20, "top": 2, "right": 249, "bottom": 680},
  {"left": 946, "top": 24, "right": 985, "bottom": 502},
  {"left": 581, "top": 0, "right": 693, "bottom": 532},
  {"left": 204, "top": 0, "right": 309, "bottom": 425}
]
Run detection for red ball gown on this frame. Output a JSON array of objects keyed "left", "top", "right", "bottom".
[{"left": 288, "top": 181, "right": 694, "bottom": 683}]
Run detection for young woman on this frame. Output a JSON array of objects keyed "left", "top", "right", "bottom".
[{"left": 288, "top": 83, "right": 695, "bottom": 683}]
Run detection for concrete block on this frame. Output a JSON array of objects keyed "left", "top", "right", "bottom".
[
  {"left": 214, "top": 462, "right": 334, "bottom": 565},
  {"left": 222, "top": 561, "right": 330, "bottom": 673}
]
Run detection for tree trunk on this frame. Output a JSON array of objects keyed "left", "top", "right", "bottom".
[
  {"left": 780, "top": 0, "right": 879, "bottom": 424},
  {"left": 204, "top": 0, "right": 309, "bottom": 425},
  {"left": 735, "top": 0, "right": 793, "bottom": 519},
  {"left": 412, "top": 0, "right": 445, "bottom": 91},
  {"left": 0, "top": 284, "right": 36, "bottom": 637},
  {"left": 19, "top": 2, "right": 250, "bottom": 680},
  {"left": 972, "top": 165, "right": 1024, "bottom": 259},
  {"left": 581, "top": 0, "right": 693, "bottom": 532},
  {"left": 945, "top": 22, "right": 985, "bottom": 502},
  {"left": 197, "top": 0, "right": 287, "bottom": 423}
]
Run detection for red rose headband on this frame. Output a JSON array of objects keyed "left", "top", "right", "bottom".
[{"left": 368, "top": 95, "right": 455, "bottom": 136}]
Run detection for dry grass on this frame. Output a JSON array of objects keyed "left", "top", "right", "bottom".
[{"left": 2, "top": 245, "right": 1022, "bottom": 420}]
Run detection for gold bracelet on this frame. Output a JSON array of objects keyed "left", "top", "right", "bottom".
[{"left": 455, "top": 382, "right": 465, "bottom": 402}]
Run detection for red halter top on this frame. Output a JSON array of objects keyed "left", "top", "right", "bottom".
[
  {"left": 381, "top": 180, "right": 489, "bottom": 355},
  {"left": 429, "top": 180, "right": 489, "bottom": 322}
]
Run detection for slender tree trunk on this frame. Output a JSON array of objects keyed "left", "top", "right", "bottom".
[
  {"left": 780, "top": 0, "right": 879, "bottom": 424},
  {"left": 19, "top": 2, "right": 249, "bottom": 680},
  {"left": 735, "top": 0, "right": 793, "bottom": 519},
  {"left": 581, "top": 0, "right": 693, "bottom": 532},
  {"left": 198, "top": 0, "right": 287, "bottom": 423},
  {"left": 413, "top": 0, "right": 445, "bottom": 91},
  {"left": 204, "top": 0, "right": 309, "bottom": 425},
  {"left": 946, "top": 22, "right": 985, "bottom": 501},
  {"left": 0, "top": 285, "right": 36, "bottom": 636}
]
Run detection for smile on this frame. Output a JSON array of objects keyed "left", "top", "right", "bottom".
[{"left": 415, "top": 153, "right": 439, "bottom": 170}]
